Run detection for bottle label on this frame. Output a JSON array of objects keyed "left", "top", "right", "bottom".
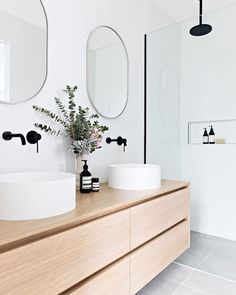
[
  {"left": 82, "top": 176, "right": 92, "bottom": 189},
  {"left": 203, "top": 136, "right": 208, "bottom": 143},
  {"left": 209, "top": 135, "right": 215, "bottom": 143}
]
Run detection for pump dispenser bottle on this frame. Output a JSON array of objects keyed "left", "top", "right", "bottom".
[
  {"left": 209, "top": 126, "right": 215, "bottom": 144},
  {"left": 203, "top": 128, "right": 209, "bottom": 144},
  {"left": 80, "top": 160, "right": 92, "bottom": 193}
]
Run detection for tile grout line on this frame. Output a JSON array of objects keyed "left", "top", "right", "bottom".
[
  {"left": 171, "top": 265, "right": 195, "bottom": 295},
  {"left": 183, "top": 282, "right": 214, "bottom": 295},
  {"left": 171, "top": 243, "right": 218, "bottom": 294},
  {"left": 172, "top": 241, "right": 218, "bottom": 294},
  {"left": 196, "top": 245, "right": 217, "bottom": 268},
  {"left": 173, "top": 261, "right": 236, "bottom": 285}
]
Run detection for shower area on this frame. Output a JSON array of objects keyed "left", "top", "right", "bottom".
[{"left": 146, "top": 3, "right": 236, "bottom": 241}]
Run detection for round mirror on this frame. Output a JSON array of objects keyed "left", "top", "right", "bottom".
[
  {"left": 87, "top": 26, "right": 128, "bottom": 119},
  {"left": 0, "top": 0, "right": 47, "bottom": 104}
]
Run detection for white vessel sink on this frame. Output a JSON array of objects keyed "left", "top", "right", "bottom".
[
  {"left": 108, "top": 164, "right": 161, "bottom": 190},
  {"left": 0, "top": 172, "right": 76, "bottom": 220}
]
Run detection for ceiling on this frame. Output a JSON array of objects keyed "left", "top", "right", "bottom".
[{"left": 156, "top": 0, "right": 236, "bottom": 22}]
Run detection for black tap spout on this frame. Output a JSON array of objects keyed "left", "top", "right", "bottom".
[
  {"left": 13, "top": 133, "right": 26, "bottom": 145},
  {"left": 2, "top": 131, "right": 26, "bottom": 145}
]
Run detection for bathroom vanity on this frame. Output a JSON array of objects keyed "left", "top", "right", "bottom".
[{"left": 0, "top": 180, "right": 190, "bottom": 294}]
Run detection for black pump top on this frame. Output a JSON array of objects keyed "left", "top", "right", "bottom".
[
  {"left": 82, "top": 160, "right": 88, "bottom": 170},
  {"left": 209, "top": 126, "right": 215, "bottom": 135},
  {"left": 203, "top": 128, "right": 208, "bottom": 135}
]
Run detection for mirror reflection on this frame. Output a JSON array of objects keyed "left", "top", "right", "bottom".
[
  {"left": 0, "top": 0, "right": 47, "bottom": 104},
  {"left": 87, "top": 26, "right": 128, "bottom": 119}
]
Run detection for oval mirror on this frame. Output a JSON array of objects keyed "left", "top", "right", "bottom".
[
  {"left": 87, "top": 26, "right": 128, "bottom": 119},
  {"left": 0, "top": 0, "right": 47, "bottom": 104}
]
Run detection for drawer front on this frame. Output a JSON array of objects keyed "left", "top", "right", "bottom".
[
  {"left": 0, "top": 210, "right": 130, "bottom": 295},
  {"left": 131, "top": 187, "right": 190, "bottom": 249},
  {"left": 130, "top": 220, "right": 190, "bottom": 295},
  {"left": 69, "top": 259, "right": 129, "bottom": 295}
]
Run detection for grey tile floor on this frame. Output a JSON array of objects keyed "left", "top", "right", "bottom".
[{"left": 136, "top": 231, "right": 236, "bottom": 295}]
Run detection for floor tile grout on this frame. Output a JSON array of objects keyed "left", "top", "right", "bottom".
[
  {"left": 173, "top": 261, "right": 236, "bottom": 285},
  {"left": 195, "top": 244, "right": 217, "bottom": 268},
  {"left": 182, "top": 283, "right": 212, "bottom": 295},
  {"left": 171, "top": 266, "right": 195, "bottom": 295}
]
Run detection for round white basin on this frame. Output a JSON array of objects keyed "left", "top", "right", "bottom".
[
  {"left": 0, "top": 171, "right": 76, "bottom": 220},
  {"left": 108, "top": 164, "right": 161, "bottom": 190}
]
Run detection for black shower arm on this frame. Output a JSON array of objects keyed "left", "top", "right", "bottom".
[{"left": 199, "top": 0, "right": 203, "bottom": 24}]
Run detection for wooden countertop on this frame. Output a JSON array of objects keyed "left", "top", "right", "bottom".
[{"left": 0, "top": 179, "right": 189, "bottom": 253}]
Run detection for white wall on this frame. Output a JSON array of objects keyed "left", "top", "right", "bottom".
[
  {"left": 0, "top": 0, "right": 174, "bottom": 182},
  {"left": 180, "top": 5, "right": 236, "bottom": 241}
]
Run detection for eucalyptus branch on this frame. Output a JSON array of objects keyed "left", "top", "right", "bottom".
[
  {"left": 32, "top": 85, "right": 109, "bottom": 156},
  {"left": 64, "top": 85, "right": 77, "bottom": 125},
  {"left": 34, "top": 123, "right": 65, "bottom": 136},
  {"left": 54, "top": 97, "right": 69, "bottom": 121},
  {"left": 32, "top": 105, "right": 67, "bottom": 127}
]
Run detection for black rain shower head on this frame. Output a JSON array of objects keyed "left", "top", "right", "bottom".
[
  {"left": 190, "top": 0, "right": 212, "bottom": 36},
  {"left": 190, "top": 24, "right": 212, "bottom": 36}
]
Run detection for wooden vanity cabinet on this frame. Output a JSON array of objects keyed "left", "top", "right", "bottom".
[
  {"left": 130, "top": 220, "right": 190, "bottom": 294},
  {"left": 68, "top": 259, "right": 130, "bottom": 295},
  {"left": 131, "top": 187, "right": 190, "bottom": 249},
  {"left": 0, "top": 181, "right": 190, "bottom": 295},
  {"left": 0, "top": 210, "right": 130, "bottom": 294}
]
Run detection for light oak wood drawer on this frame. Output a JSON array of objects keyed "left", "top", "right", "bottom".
[
  {"left": 130, "top": 220, "right": 190, "bottom": 295},
  {"left": 68, "top": 258, "right": 129, "bottom": 295},
  {"left": 0, "top": 210, "right": 130, "bottom": 295},
  {"left": 131, "top": 187, "right": 190, "bottom": 249}
]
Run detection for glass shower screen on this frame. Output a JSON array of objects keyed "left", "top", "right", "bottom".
[{"left": 146, "top": 24, "right": 181, "bottom": 180}]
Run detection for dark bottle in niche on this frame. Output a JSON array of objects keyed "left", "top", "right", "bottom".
[
  {"left": 203, "top": 128, "right": 209, "bottom": 144},
  {"left": 209, "top": 126, "right": 215, "bottom": 144},
  {"left": 80, "top": 160, "right": 92, "bottom": 193}
]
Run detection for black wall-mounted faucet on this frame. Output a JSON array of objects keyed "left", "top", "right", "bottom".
[
  {"left": 2, "top": 130, "right": 42, "bottom": 153},
  {"left": 26, "top": 131, "right": 42, "bottom": 153},
  {"left": 106, "top": 136, "right": 127, "bottom": 152},
  {"left": 2, "top": 131, "right": 26, "bottom": 145}
]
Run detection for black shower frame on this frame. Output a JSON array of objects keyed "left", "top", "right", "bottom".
[{"left": 144, "top": 34, "right": 147, "bottom": 164}]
